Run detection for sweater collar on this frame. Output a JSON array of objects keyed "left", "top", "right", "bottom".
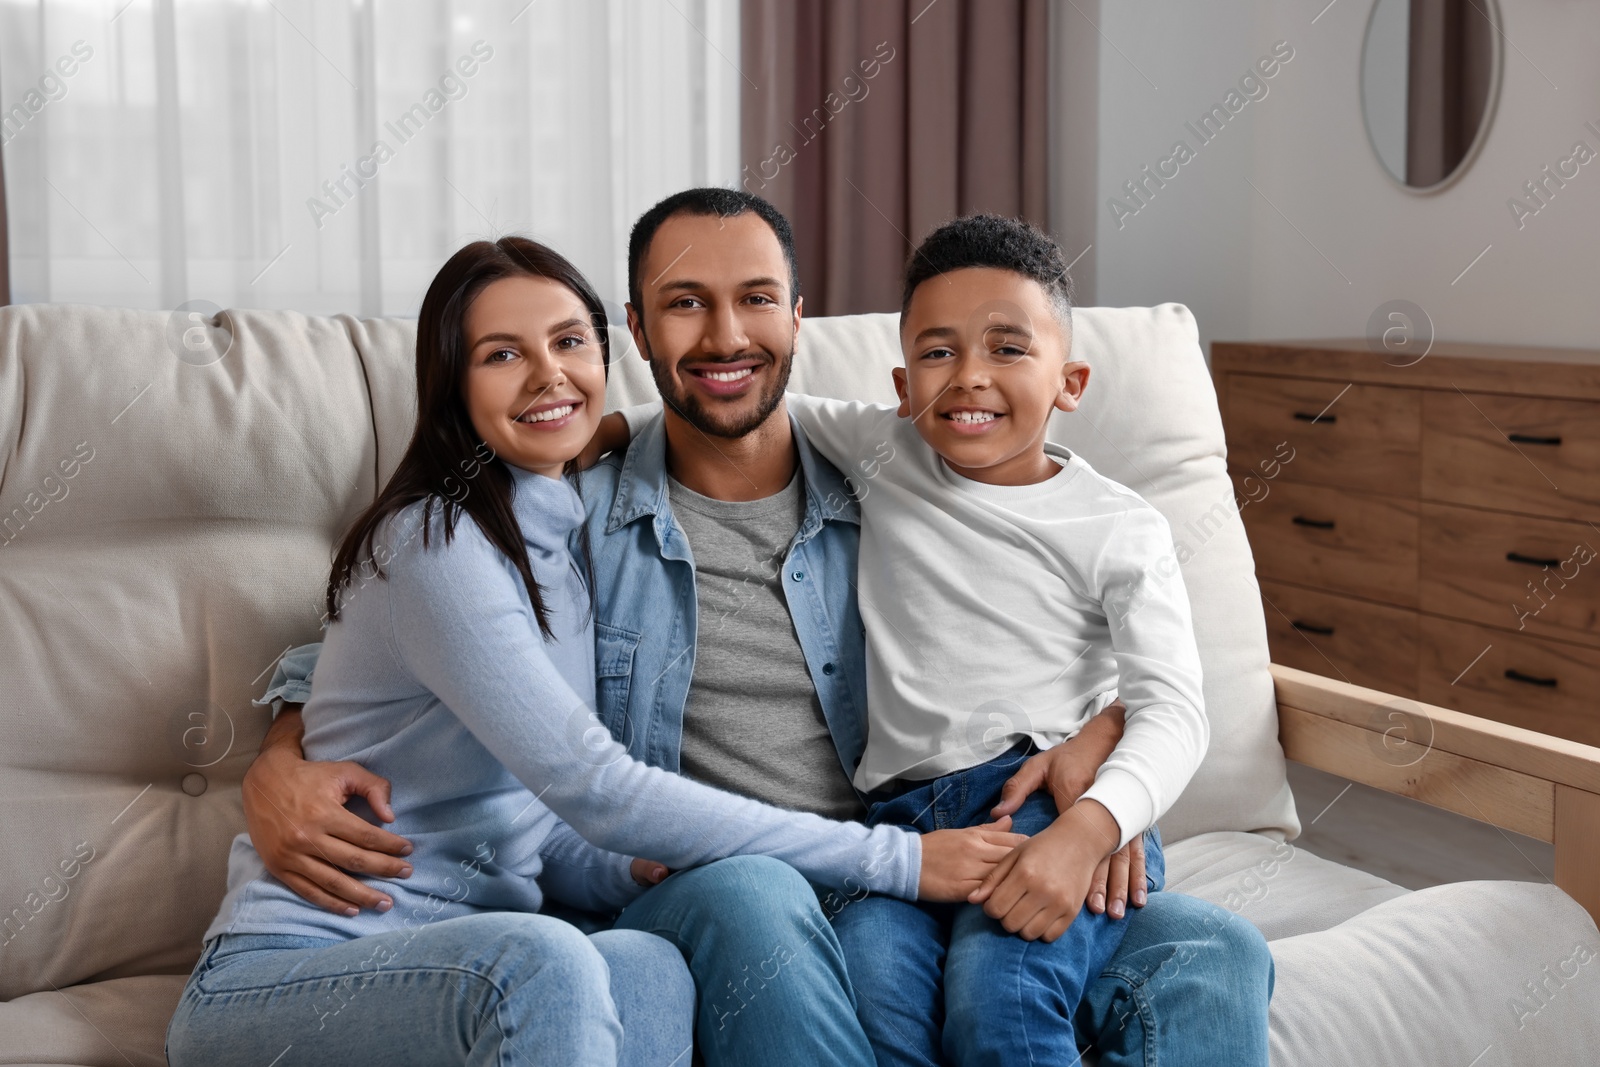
[{"left": 506, "top": 464, "right": 585, "bottom": 555}]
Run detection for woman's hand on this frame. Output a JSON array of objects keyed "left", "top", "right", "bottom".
[
  {"left": 242, "top": 708, "right": 415, "bottom": 916},
  {"left": 630, "top": 858, "right": 671, "bottom": 886},
  {"left": 917, "top": 816, "right": 1027, "bottom": 902}
]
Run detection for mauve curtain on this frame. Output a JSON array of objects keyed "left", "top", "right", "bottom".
[
  {"left": 1406, "top": 0, "right": 1495, "bottom": 188},
  {"left": 742, "top": 0, "right": 1049, "bottom": 316}
]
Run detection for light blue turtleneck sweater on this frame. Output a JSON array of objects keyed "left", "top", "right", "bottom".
[{"left": 205, "top": 466, "right": 920, "bottom": 944}]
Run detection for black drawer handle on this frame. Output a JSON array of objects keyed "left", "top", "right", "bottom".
[
  {"left": 1506, "top": 551, "right": 1563, "bottom": 568},
  {"left": 1292, "top": 411, "right": 1336, "bottom": 424},
  {"left": 1508, "top": 433, "right": 1562, "bottom": 446},
  {"left": 1504, "top": 669, "right": 1558, "bottom": 688},
  {"left": 1292, "top": 516, "right": 1336, "bottom": 530},
  {"left": 1290, "top": 620, "right": 1335, "bottom": 636}
]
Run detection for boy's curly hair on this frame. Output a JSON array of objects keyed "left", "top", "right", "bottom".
[{"left": 901, "top": 214, "right": 1074, "bottom": 327}]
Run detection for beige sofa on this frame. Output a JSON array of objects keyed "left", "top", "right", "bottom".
[{"left": 2, "top": 301, "right": 1597, "bottom": 1066}]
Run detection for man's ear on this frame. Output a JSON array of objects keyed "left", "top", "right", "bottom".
[
  {"left": 892, "top": 366, "right": 911, "bottom": 418},
  {"left": 625, "top": 303, "right": 649, "bottom": 362},
  {"left": 1056, "top": 360, "right": 1091, "bottom": 413}
]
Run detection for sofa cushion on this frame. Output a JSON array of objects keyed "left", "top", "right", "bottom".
[
  {"left": 0, "top": 974, "right": 183, "bottom": 1067},
  {"left": 1165, "top": 830, "right": 1409, "bottom": 942},
  {"left": 1266, "top": 880, "right": 1600, "bottom": 1066}
]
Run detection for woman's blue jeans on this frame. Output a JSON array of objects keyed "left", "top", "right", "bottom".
[{"left": 165, "top": 911, "right": 694, "bottom": 1066}]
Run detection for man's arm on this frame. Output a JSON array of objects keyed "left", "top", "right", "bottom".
[{"left": 242, "top": 705, "right": 415, "bottom": 915}]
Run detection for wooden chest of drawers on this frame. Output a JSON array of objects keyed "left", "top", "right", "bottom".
[{"left": 1213, "top": 340, "right": 1600, "bottom": 747}]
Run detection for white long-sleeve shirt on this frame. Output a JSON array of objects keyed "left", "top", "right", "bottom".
[
  {"left": 790, "top": 394, "right": 1208, "bottom": 847},
  {"left": 626, "top": 396, "right": 1208, "bottom": 848}
]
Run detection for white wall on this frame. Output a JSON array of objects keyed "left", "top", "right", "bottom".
[{"left": 1088, "top": 0, "right": 1600, "bottom": 354}]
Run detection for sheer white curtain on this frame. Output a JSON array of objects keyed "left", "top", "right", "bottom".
[{"left": 0, "top": 0, "right": 741, "bottom": 315}]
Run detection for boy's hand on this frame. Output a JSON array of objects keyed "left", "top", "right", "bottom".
[
  {"left": 968, "top": 799, "right": 1121, "bottom": 942},
  {"left": 917, "top": 816, "right": 1029, "bottom": 902},
  {"left": 574, "top": 412, "right": 632, "bottom": 471},
  {"left": 989, "top": 702, "right": 1145, "bottom": 916}
]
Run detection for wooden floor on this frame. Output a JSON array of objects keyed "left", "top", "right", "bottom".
[{"left": 1286, "top": 761, "right": 1555, "bottom": 890}]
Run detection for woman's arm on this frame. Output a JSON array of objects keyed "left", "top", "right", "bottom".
[
  {"left": 384, "top": 517, "right": 1010, "bottom": 901},
  {"left": 536, "top": 819, "right": 646, "bottom": 913}
]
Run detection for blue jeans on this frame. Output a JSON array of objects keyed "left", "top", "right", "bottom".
[
  {"left": 836, "top": 743, "right": 1166, "bottom": 1066},
  {"left": 165, "top": 912, "right": 693, "bottom": 1066},
  {"left": 614, "top": 854, "right": 874, "bottom": 1067}
]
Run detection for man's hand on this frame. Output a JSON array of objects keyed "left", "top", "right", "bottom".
[
  {"left": 1086, "top": 832, "right": 1146, "bottom": 918},
  {"left": 990, "top": 701, "right": 1125, "bottom": 818},
  {"left": 968, "top": 799, "right": 1121, "bottom": 942},
  {"left": 988, "top": 701, "right": 1146, "bottom": 917},
  {"left": 242, "top": 708, "right": 415, "bottom": 916},
  {"left": 917, "top": 816, "right": 1028, "bottom": 902},
  {"left": 574, "top": 412, "right": 632, "bottom": 471}
]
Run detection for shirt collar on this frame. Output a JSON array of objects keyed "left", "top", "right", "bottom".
[{"left": 604, "top": 408, "right": 861, "bottom": 537}]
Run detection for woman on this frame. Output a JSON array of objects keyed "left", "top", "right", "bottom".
[{"left": 167, "top": 238, "right": 1018, "bottom": 1066}]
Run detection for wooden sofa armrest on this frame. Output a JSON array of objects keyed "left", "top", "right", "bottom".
[{"left": 1272, "top": 663, "right": 1600, "bottom": 923}]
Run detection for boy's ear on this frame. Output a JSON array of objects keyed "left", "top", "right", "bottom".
[
  {"left": 892, "top": 366, "right": 912, "bottom": 418},
  {"left": 1055, "top": 360, "right": 1091, "bottom": 413},
  {"left": 625, "top": 302, "right": 649, "bottom": 362}
]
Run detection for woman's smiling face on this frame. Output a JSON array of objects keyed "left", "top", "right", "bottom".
[{"left": 462, "top": 274, "right": 607, "bottom": 479}]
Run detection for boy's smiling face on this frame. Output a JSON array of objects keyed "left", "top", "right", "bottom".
[{"left": 895, "top": 267, "right": 1089, "bottom": 486}]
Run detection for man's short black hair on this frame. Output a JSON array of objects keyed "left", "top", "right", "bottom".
[
  {"left": 628, "top": 187, "right": 801, "bottom": 315},
  {"left": 901, "top": 214, "right": 1074, "bottom": 327}
]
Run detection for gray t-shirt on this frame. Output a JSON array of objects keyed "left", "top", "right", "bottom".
[{"left": 668, "top": 470, "right": 865, "bottom": 821}]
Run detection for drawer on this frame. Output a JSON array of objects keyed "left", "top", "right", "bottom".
[
  {"left": 1224, "top": 374, "right": 1420, "bottom": 495},
  {"left": 1422, "top": 390, "right": 1600, "bottom": 521},
  {"left": 1419, "top": 615, "right": 1600, "bottom": 747},
  {"left": 1238, "top": 481, "right": 1418, "bottom": 607},
  {"left": 1259, "top": 580, "right": 1418, "bottom": 696},
  {"left": 1420, "top": 503, "right": 1600, "bottom": 646}
]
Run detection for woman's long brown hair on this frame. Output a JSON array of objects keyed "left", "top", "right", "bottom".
[{"left": 325, "top": 237, "right": 610, "bottom": 638}]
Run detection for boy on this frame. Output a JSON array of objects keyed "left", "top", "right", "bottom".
[{"left": 610, "top": 214, "right": 1207, "bottom": 1065}]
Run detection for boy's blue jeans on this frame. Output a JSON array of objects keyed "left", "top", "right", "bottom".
[{"left": 834, "top": 742, "right": 1166, "bottom": 1067}]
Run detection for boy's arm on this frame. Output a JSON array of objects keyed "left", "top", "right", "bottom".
[
  {"left": 780, "top": 393, "right": 898, "bottom": 471},
  {"left": 989, "top": 703, "right": 1149, "bottom": 918},
  {"left": 242, "top": 643, "right": 415, "bottom": 915},
  {"left": 973, "top": 509, "right": 1209, "bottom": 940}
]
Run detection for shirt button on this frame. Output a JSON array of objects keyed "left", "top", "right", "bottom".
[
  {"left": 791, "top": 570, "right": 805, "bottom": 581},
  {"left": 822, "top": 662, "right": 836, "bottom": 676}
]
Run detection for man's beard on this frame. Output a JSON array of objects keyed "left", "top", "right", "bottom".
[{"left": 642, "top": 330, "right": 795, "bottom": 439}]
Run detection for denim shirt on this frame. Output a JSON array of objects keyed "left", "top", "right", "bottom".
[{"left": 261, "top": 410, "right": 872, "bottom": 787}]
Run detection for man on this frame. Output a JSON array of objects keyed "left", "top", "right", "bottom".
[{"left": 243, "top": 187, "right": 1273, "bottom": 1065}]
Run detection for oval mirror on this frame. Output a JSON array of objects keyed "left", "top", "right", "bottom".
[{"left": 1360, "top": 0, "right": 1501, "bottom": 191}]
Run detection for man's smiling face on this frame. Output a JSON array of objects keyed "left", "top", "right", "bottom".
[{"left": 628, "top": 210, "right": 801, "bottom": 439}]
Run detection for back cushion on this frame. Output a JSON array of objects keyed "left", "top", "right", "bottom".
[
  {"left": 0, "top": 305, "right": 414, "bottom": 998},
  {"left": 0, "top": 300, "right": 1293, "bottom": 1000}
]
